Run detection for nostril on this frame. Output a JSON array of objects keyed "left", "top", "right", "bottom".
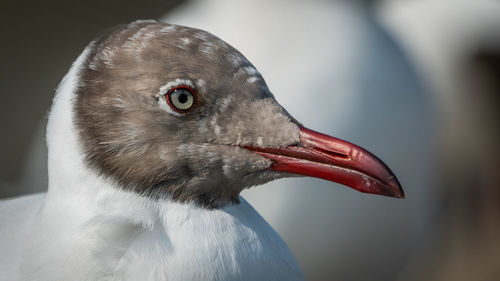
[{"left": 314, "top": 147, "right": 350, "bottom": 160}]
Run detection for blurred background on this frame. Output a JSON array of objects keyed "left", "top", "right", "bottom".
[{"left": 1, "top": 0, "right": 499, "bottom": 280}]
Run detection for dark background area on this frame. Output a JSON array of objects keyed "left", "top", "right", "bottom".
[{"left": 0, "top": 0, "right": 184, "bottom": 196}]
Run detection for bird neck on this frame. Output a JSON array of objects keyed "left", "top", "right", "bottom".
[
  {"left": 46, "top": 45, "right": 92, "bottom": 198},
  {"left": 29, "top": 40, "right": 303, "bottom": 281}
]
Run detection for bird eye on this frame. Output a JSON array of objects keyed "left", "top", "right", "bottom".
[{"left": 166, "top": 86, "right": 196, "bottom": 112}]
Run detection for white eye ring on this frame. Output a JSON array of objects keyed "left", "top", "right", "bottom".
[{"left": 166, "top": 86, "right": 197, "bottom": 113}]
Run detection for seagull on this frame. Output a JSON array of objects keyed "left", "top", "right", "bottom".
[{"left": 0, "top": 20, "right": 403, "bottom": 281}]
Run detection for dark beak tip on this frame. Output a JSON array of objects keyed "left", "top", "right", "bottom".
[
  {"left": 364, "top": 181, "right": 404, "bottom": 199},
  {"left": 396, "top": 188, "right": 405, "bottom": 199},
  {"left": 392, "top": 188, "right": 405, "bottom": 199},
  {"left": 387, "top": 179, "right": 405, "bottom": 199},
  {"left": 340, "top": 167, "right": 404, "bottom": 199},
  {"left": 375, "top": 172, "right": 404, "bottom": 199},
  {"left": 391, "top": 175, "right": 405, "bottom": 199}
]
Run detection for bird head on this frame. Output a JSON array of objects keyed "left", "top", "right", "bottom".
[{"left": 71, "top": 20, "right": 403, "bottom": 209}]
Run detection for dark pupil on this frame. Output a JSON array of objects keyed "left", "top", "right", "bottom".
[{"left": 178, "top": 92, "right": 188, "bottom": 103}]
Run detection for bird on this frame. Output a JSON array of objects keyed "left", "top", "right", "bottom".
[{"left": 0, "top": 20, "right": 403, "bottom": 281}]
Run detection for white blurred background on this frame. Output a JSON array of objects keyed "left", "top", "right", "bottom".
[{"left": 1, "top": 0, "right": 500, "bottom": 280}]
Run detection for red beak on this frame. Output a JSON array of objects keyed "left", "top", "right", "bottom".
[{"left": 244, "top": 127, "right": 404, "bottom": 198}]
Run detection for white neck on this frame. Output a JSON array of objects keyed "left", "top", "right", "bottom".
[{"left": 23, "top": 45, "right": 303, "bottom": 281}]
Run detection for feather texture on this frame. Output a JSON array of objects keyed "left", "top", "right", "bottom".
[{"left": 0, "top": 39, "right": 303, "bottom": 281}]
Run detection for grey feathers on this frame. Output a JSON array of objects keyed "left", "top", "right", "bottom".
[{"left": 74, "top": 20, "right": 300, "bottom": 208}]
